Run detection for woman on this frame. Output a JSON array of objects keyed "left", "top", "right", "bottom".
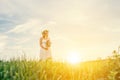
[{"left": 39, "top": 29, "right": 52, "bottom": 60}]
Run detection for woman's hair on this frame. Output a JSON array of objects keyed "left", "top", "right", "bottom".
[{"left": 42, "top": 29, "right": 49, "bottom": 36}]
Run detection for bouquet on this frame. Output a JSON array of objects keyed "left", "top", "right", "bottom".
[{"left": 46, "top": 40, "right": 51, "bottom": 47}]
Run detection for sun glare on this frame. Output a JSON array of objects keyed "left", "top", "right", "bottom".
[{"left": 66, "top": 51, "right": 81, "bottom": 64}]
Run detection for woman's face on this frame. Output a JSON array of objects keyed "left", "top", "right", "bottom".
[
  {"left": 43, "top": 30, "right": 48, "bottom": 37},
  {"left": 45, "top": 31, "right": 48, "bottom": 37}
]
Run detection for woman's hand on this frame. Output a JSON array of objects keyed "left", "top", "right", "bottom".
[{"left": 44, "top": 47, "right": 48, "bottom": 50}]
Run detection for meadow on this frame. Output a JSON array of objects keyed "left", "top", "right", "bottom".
[{"left": 0, "top": 51, "right": 120, "bottom": 80}]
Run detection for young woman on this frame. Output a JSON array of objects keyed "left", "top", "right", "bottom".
[{"left": 39, "top": 30, "right": 52, "bottom": 60}]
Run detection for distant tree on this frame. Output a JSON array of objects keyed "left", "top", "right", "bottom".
[
  {"left": 118, "top": 46, "right": 120, "bottom": 54},
  {"left": 112, "top": 50, "right": 117, "bottom": 58}
]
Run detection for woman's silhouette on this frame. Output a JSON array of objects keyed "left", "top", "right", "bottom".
[{"left": 39, "top": 29, "right": 52, "bottom": 60}]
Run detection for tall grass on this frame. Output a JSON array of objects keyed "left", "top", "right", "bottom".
[{"left": 0, "top": 52, "right": 120, "bottom": 80}]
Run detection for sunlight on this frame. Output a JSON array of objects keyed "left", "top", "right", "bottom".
[{"left": 66, "top": 51, "right": 81, "bottom": 64}]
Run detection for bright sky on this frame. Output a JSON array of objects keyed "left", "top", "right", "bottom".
[{"left": 0, "top": 0, "right": 120, "bottom": 61}]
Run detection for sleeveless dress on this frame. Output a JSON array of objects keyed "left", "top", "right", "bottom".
[{"left": 40, "top": 38, "right": 52, "bottom": 60}]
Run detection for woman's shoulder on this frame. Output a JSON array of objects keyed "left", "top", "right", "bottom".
[{"left": 40, "top": 37, "right": 50, "bottom": 41}]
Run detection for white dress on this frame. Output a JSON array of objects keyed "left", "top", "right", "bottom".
[{"left": 40, "top": 38, "right": 52, "bottom": 60}]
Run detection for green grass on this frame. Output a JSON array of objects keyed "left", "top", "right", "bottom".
[{"left": 0, "top": 55, "right": 120, "bottom": 80}]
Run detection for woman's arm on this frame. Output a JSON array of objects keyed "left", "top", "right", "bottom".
[{"left": 40, "top": 38, "right": 48, "bottom": 50}]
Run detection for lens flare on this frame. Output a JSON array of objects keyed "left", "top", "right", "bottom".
[{"left": 66, "top": 51, "right": 81, "bottom": 64}]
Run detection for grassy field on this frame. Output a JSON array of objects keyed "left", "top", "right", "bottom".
[{"left": 0, "top": 53, "right": 120, "bottom": 80}]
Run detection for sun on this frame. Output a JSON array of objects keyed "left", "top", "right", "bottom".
[{"left": 66, "top": 51, "right": 81, "bottom": 64}]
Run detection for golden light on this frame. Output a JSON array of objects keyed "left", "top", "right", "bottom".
[{"left": 66, "top": 51, "right": 81, "bottom": 64}]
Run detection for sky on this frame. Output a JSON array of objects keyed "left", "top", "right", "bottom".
[{"left": 0, "top": 0, "right": 120, "bottom": 61}]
